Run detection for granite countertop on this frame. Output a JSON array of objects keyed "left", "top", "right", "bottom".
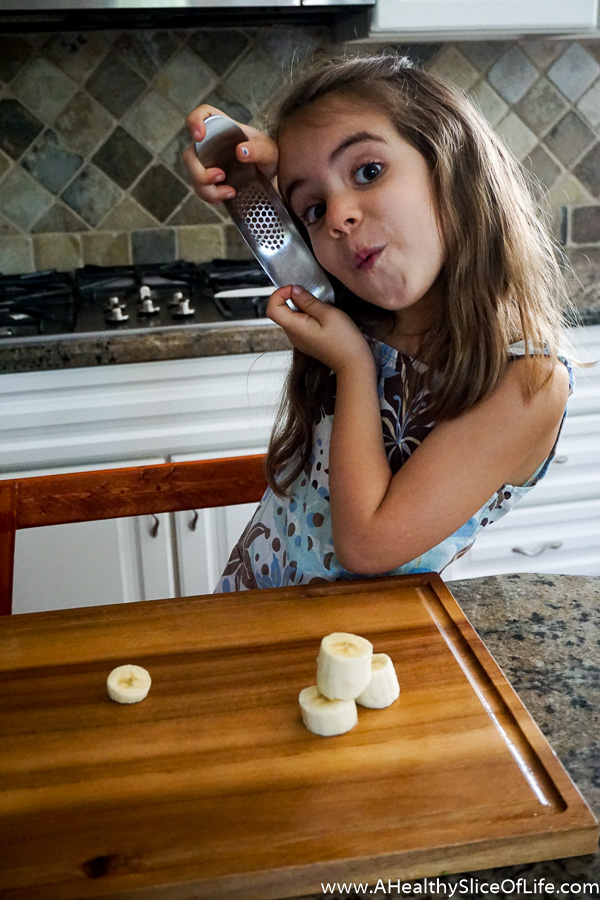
[
  {"left": 300, "top": 572, "right": 600, "bottom": 899},
  {"left": 0, "top": 301, "right": 598, "bottom": 375}
]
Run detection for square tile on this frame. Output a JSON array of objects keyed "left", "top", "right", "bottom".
[
  {"left": 547, "top": 171, "right": 595, "bottom": 208},
  {"left": 547, "top": 43, "right": 600, "bottom": 102},
  {"left": 0, "top": 212, "right": 19, "bottom": 236},
  {"left": 0, "top": 98, "right": 44, "bottom": 160},
  {"left": 115, "top": 31, "right": 181, "bottom": 80},
  {"left": 161, "top": 125, "right": 195, "bottom": 183},
  {"left": 524, "top": 144, "right": 561, "bottom": 193},
  {"left": 544, "top": 112, "right": 596, "bottom": 168},
  {"left": 131, "top": 164, "right": 188, "bottom": 222},
  {"left": 32, "top": 201, "right": 88, "bottom": 233},
  {"left": 131, "top": 227, "right": 176, "bottom": 264},
  {"left": 458, "top": 41, "right": 505, "bottom": 72},
  {"left": 155, "top": 47, "right": 218, "bottom": 114},
  {"left": 495, "top": 113, "right": 538, "bottom": 162},
  {"left": 86, "top": 49, "right": 147, "bottom": 118},
  {"left": 425, "top": 45, "right": 479, "bottom": 91},
  {"left": 571, "top": 205, "right": 600, "bottom": 244},
  {"left": 53, "top": 91, "right": 114, "bottom": 158},
  {"left": 81, "top": 231, "right": 130, "bottom": 266},
  {"left": 0, "top": 35, "right": 34, "bottom": 84},
  {"left": 468, "top": 79, "right": 507, "bottom": 128},
  {"left": 514, "top": 77, "right": 569, "bottom": 138},
  {"left": 43, "top": 32, "right": 110, "bottom": 83},
  {"left": 33, "top": 233, "right": 82, "bottom": 272},
  {"left": 12, "top": 57, "right": 77, "bottom": 121},
  {"left": 0, "top": 165, "right": 53, "bottom": 230},
  {"left": 187, "top": 28, "right": 250, "bottom": 77},
  {"left": 177, "top": 224, "right": 224, "bottom": 263},
  {"left": 101, "top": 195, "right": 157, "bottom": 231},
  {"left": 61, "top": 164, "right": 122, "bottom": 227},
  {"left": 0, "top": 149, "right": 11, "bottom": 181},
  {"left": 0, "top": 235, "right": 34, "bottom": 274},
  {"left": 521, "top": 38, "right": 570, "bottom": 70},
  {"left": 22, "top": 129, "right": 83, "bottom": 195},
  {"left": 257, "top": 25, "right": 320, "bottom": 75},
  {"left": 167, "top": 193, "right": 223, "bottom": 226},
  {"left": 224, "top": 43, "right": 280, "bottom": 115},
  {"left": 93, "top": 126, "right": 152, "bottom": 189},
  {"left": 577, "top": 78, "right": 600, "bottom": 129},
  {"left": 487, "top": 45, "right": 538, "bottom": 104},
  {"left": 574, "top": 142, "right": 600, "bottom": 198},
  {"left": 200, "top": 85, "right": 252, "bottom": 126},
  {"left": 122, "top": 89, "right": 183, "bottom": 155}
]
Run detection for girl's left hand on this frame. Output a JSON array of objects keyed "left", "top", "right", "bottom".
[{"left": 267, "top": 285, "right": 372, "bottom": 373}]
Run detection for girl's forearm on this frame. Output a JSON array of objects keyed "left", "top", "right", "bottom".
[{"left": 329, "top": 356, "right": 393, "bottom": 568}]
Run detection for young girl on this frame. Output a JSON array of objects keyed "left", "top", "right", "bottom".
[{"left": 183, "top": 52, "right": 573, "bottom": 592}]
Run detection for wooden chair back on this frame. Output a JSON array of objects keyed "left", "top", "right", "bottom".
[{"left": 0, "top": 454, "right": 267, "bottom": 615}]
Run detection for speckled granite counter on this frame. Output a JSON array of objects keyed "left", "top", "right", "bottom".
[
  {"left": 0, "top": 302, "right": 598, "bottom": 374},
  {"left": 298, "top": 572, "right": 600, "bottom": 899},
  {"left": 0, "top": 319, "right": 292, "bottom": 373}
]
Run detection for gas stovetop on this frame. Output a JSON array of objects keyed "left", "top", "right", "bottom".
[{"left": 0, "top": 259, "right": 274, "bottom": 340}]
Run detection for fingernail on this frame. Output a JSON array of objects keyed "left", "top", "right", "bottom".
[
  {"left": 241, "top": 146, "right": 249, "bottom": 157},
  {"left": 222, "top": 190, "right": 235, "bottom": 199},
  {"left": 291, "top": 284, "right": 302, "bottom": 295},
  {"left": 193, "top": 130, "right": 203, "bottom": 142},
  {"left": 214, "top": 173, "right": 225, "bottom": 182}
]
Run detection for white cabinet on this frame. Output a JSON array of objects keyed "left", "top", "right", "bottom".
[
  {"left": 444, "top": 325, "right": 600, "bottom": 580},
  {"left": 0, "top": 350, "right": 289, "bottom": 612},
  {"left": 5, "top": 459, "right": 175, "bottom": 615},
  {"left": 364, "top": 0, "right": 598, "bottom": 39}
]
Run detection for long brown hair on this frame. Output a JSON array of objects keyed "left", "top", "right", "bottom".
[{"left": 264, "top": 52, "right": 574, "bottom": 496}]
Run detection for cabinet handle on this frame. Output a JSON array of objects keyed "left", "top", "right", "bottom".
[
  {"left": 149, "top": 515, "right": 160, "bottom": 538},
  {"left": 512, "top": 540, "right": 562, "bottom": 557},
  {"left": 188, "top": 510, "right": 199, "bottom": 532},
  {"left": 553, "top": 454, "right": 568, "bottom": 464}
]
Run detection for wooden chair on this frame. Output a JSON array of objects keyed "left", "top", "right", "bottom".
[{"left": 0, "top": 454, "right": 267, "bottom": 616}]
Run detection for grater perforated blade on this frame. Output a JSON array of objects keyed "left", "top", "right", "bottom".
[{"left": 195, "top": 115, "right": 335, "bottom": 307}]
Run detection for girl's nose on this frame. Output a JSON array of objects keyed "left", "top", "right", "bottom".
[{"left": 326, "top": 195, "right": 361, "bottom": 236}]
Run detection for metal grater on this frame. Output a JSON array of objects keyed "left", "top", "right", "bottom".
[{"left": 195, "top": 115, "right": 335, "bottom": 308}]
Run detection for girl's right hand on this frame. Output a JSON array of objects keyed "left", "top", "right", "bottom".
[{"left": 182, "top": 104, "right": 279, "bottom": 205}]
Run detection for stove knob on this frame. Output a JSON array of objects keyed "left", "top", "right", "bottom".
[
  {"left": 139, "top": 285, "right": 152, "bottom": 301},
  {"left": 169, "top": 290, "right": 184, "bottom": 308},
  {"left": 105, "top": 295, "right": 125, "bottom": 311},
  {"left": 172, "top": 297, "right": 195, "bottom": 317},
  {"left": 138, "top": 297, "right": 160, "bottom": 316},
  {"left": 106, "top": 306, "right": 129, "bottom": 323}
]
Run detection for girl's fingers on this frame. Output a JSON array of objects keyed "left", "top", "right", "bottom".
[{"left": 181, "top": 144, "right": 235, "bottom": 204}]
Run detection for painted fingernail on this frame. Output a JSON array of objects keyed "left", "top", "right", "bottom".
[{"left": 241, "top": 146, "right": 249, "bottom": 157}]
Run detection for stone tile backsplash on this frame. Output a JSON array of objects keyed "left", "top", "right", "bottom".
[{"left": 0, "top": 26, "right": 599, "bottom": 309}]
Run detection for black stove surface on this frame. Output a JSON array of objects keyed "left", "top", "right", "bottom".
[{"left": 0, "top": 259, "right": 274, "bottom": 340}]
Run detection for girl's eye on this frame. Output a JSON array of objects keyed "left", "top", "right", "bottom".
[
  {"left": 303, "top": 202, "right": 326, "bottom": 226},
  {"left": 355, "top": 162, "right": 383, "bottom": 185}
]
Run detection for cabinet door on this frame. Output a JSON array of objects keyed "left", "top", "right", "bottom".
[
  {"left": 171, "top": 448, "right": 266, "bottom": 597},
  {"left": 371, "top": 0, "right": 598, "bottom": 35},
  {"left": 5, "top": 459, "right": 172, "bottom": 614}
]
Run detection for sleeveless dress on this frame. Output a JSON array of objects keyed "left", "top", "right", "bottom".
[{"left": 215, "top": 336, "right": 573, "bottom": 592}]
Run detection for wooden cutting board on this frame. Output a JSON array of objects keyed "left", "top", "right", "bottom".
[{"left": 0, "top": 573, "right": 596, "bottom": 899}]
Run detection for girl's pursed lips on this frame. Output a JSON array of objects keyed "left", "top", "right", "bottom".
[{"left": 353, "top": 246, "right": 385, "bottom": 270}]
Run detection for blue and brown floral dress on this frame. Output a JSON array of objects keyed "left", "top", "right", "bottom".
[{"left": 215, "top": 336, "right": 573, "bottom": 592}]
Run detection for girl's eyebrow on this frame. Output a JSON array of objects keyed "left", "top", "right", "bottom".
[{"left": 283, "top": 130, "right": 385, "bottom": 205}]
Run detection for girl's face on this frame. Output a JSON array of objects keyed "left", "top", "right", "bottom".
[{"left": 277, "top": 95, "right": 445, "bottom": 326}]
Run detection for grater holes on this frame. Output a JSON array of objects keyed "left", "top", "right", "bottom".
[{"left": 236, "top": 184, "right": 285, "bottom": 250}]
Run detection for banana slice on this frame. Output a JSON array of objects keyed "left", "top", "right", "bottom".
[
  {"left": 107, "top": 664, "right": 151, "bottom": 704},
  {"left": 356, "top": 653, "right": 400, "bottom": 709},
  {"left": 316, "top": 631, "right": 373, "bottom": 700},
  {"left": 299, "top": 685, "right": 358, "bottom": 737}
]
